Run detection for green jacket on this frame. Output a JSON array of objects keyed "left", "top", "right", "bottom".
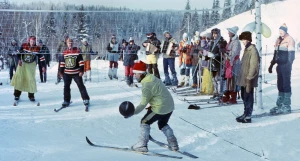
[
  {"left": 80, "top": 44, "right": 93, "bottom": 61},
  {"left": 236, "top": 44, "right": 259, "bottom": 88},
  {"left": 134, "top": 74, "right": 174, "bottom": 115}
]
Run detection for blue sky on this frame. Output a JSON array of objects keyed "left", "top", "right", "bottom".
[{"left": 9, "top": 0, "right": 225, "bottom": 10}]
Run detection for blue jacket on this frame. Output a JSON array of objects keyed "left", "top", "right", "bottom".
[{"left": 123, "top": 44, "right": 140, "bottom": 66}]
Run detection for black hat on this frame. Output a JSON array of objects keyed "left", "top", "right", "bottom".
[
  {"left": 239, "top": 31, "right": 252, "bottom": 42},
  {"left": 119, "top": 101, "right": 135, "bottom": 118},
  {"left": 38, "top": 39, "right": 43, "bottom": 44}
]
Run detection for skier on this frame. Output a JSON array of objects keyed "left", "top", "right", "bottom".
[
  {"left": 208, "top": 28, "right": 227, "bottom": 99},
  {"left": 222, "top": 26, "right": 241, "bottom": 104},
  {"left": 59, "top": 38, "right": 90, "bottom": 107},
  {"left": 80, "top": 38, "right": 94, "bottom": 82},
  {"left": 56, "top": 34, "right": 69, "bottom": 84},
  {"left": 161, "top": 31, "right": 178, "bottom": 86},
  {"left": 178, "top": 33, "right": 192, "bottom": 87},
  {"left": 268, "top": 23, "right": 295, "bottom": 115},
  {"left": 123, "top": 37, "right": 140, "bottom": 86},
  {"left": 128, "top": 60, "right": 179, "bottom": 152},
  {"left": 38, "top": 39, "right": 50, "bottom": 83},
  {"left": 106, "top": 35, "right": 121, "bottom": 80},
  {"left": 190, "top": 36, "right": 202, "bottom": 88},
  {"left": 7, "top": 39, "right": 19, "bottom": 81},
  {"left": 142, "top": 32, "right": 161, "bottom": 79},
  {"left": 11, "top": 36, "right": 43, "bottom": 101},
  {"left": 200, "top": 33, "right": 214, "bottom": 94},
  {"left": 236, "top": 31, "right": 259, "bottom": 123}
]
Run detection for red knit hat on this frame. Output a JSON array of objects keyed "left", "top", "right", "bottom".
[{"left": 133, "top": 60, "right": 147, "bottom": 74}]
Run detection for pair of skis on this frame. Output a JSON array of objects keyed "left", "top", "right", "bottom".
[
  {"left": 54, "top": 101, "right": 89, "bottom": 112},
  {"left": 251, "top": 109, "right": 300, "bottom": 118},
  {"left": 86, "top": 135, "right": 198, "bottom": 159},
  {"left": 13, "top": 99, "right": 40, "bottom": 106}
]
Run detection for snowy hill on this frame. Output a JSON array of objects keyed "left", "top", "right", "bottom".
[
  {"left": 202, "top": 0, "right": 300, "bottom": 53},
  {"left": 1, "top": 1, "right": 300, "bottom": 161}
]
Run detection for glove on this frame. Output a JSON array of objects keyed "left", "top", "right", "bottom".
[
  {"left": 207, "top": 52, "right": 215, "bottom": 58},
  {"left": 268, "top": 60, "right": 276, "bottom": 73}
]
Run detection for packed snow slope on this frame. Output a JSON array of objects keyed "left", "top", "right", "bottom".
[
  {"left": 0, "top": 51, "right": 299, "bottom": 161},
  {"left": 202, "top": 0, "right": 300, "bottom": 53},
  {"left": 1, "top": 1, "right": 300, "bottom": 160}
]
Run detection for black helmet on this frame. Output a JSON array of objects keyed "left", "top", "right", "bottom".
[{"left": 119, "top": 101, "right": 135, "bottom": 118}]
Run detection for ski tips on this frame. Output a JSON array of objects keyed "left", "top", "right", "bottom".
[{"left": 86, "top": 136, "right": 94, "bottom": 146}]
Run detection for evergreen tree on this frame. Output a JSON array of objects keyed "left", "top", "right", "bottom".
[
  {"left": 191, "top": 9, "right": 200, "bottom": 34},
  {"left": 210, "top": 0, "right": 221, "bottom": 26},
  {"left": 74, "top": 5, "right": 91, "bottom": 41},
  {"left": 222, "top": 0, "right": 232, "bottom": 20},
  {"left": 42, "top": 5, "right": 56, "bottom": 40},
  {"left": 180, "top": 0, "right": 192, "bottom": 38},
  {"left": 233, "top": 0, "right": 242, "bottom": 15}
]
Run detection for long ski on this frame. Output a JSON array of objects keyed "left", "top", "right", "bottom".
[
  {"left": 149, "top": 135, "right": 198, "bottom": 159},
  {"left": 13, "top": 100, "right": 40, "bottom": 106},
  {"left": 85, "top": 136, "right": 182, "bottom": 159},
  {"left": 251, "top": 109, "right": 300, "bottom": 118},
  {"left": 54, "top": 101, "right": 72, "bottom": 112}
]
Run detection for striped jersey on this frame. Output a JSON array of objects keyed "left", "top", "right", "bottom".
[
  {"left": 59, "top": 47, "right": 84, "bottom": 74},
  {"left": 19, "top": 43, "right": 43, "bottom": 64}
]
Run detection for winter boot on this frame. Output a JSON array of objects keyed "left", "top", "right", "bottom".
[
  {"left": 28, "top": 93, "right": 35, "bottom": 102},
  {"left": 171, "top": 73, "right": 178, "bottom": 86},
  {"left": 161, "top": 125, "right": 179, "bottom": 151},
  {"left": 228, "top": 92, "right": 237, "bottom": 104},
  {"left": 125, "top": 76, "right": 130, "bottom": 86},
  {"left": 83, "top": 72, "right": 87, "bottom": 82},
  {"left": 112, "top": 68, "right": 118, "bottom": 79},
  {"left": 131, "top": 124, "right": 150, "bottom": 152},
  {"left": 220, "top": 91, "right": 230, "bottom": 103},
  {"left": 270, "top": 92, "right": 284, "bottom": 114},
  {"left": 129, "top": 76, "right": 134, "bottom": 85},
  {"left": 177, "top": 75, "right": 185, "bottom": 87},
  {"left": 191, "top": 84, "right": 198, "bottom": 88},
  {"left": 236, "top": 114, "right": 251, "bottom": 123},
  {"left": 14, "top": 96, "right": 19, "bottom": 101},
  {"left": 164, "top": 74, "right": 172, "bottom": 86},
  {"left": 184, "top": 76, "right": 190, "bottom": 87},
  {"left": 270, "top": 93, "right": 291, "bottom": 115},
  {"left": 108, "top": 68, "right": 113, "bottom": 80},
  {"left": 86, "top": 70, "right": 91, "bottom": 82},
  {"left": 83, "top": 100, "right": 89, "bottom": 106},
  {"left": 62, "top": 101, "right": 70, "bottom": 107}
]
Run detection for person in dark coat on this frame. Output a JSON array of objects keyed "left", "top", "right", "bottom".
[
  {"left": 268, "top": 23, "right": 295, "bottom": 115},
  {"left": 38, "top": 40, "right": 50, "bottom": 83},
  {"left": 123, "top": 37, "right": 140, "bottom": 86},
  {"left": 7, "top": 39, "right": 20, "bottom": 81}
]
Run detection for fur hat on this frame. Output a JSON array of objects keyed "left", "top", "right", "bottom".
[
  {"left": 239, "top": 31, "right": 252, "bottom": 42},
  {"left": 133, "top": 60, "right": 147, "bottom": 74},
  {"left": 227, "top": 26, "right": 239, "bottom": 35},
  {"left": 111, "top": 35, "right": 116, "bottom": 39},
  {"left": 82, "top": 38, "right": 88, "bottom": 42},
  {"left": 163, "top": 31, "right": 170, "bottom": 35},
  {"left": 279, "top": 23, "right": 288, "bottom": 33},
  {"left": 129, "top": 37, "right": 134, "bottom": 43},
  {"left": 183, "top": 33, "right": 188, "bottom": 39}
]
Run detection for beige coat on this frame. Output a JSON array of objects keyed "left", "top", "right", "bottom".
[
  {"left": 80, "top": 44, "right": 93, "bottom": 61},
  {"left": 236, "top": 44, "right": 259, "bottom": 88}
]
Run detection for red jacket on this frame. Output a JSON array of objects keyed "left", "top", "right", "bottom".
[{"left": 178, "top": 41, "right": 192, "bottom": 67}]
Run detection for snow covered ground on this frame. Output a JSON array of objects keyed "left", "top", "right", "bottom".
[
  {"left": 0, "top": 50, "right": 300, "bottom": 161},
  {"left": 1, "top": 0, "right": 300, "bottom": 160}
]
